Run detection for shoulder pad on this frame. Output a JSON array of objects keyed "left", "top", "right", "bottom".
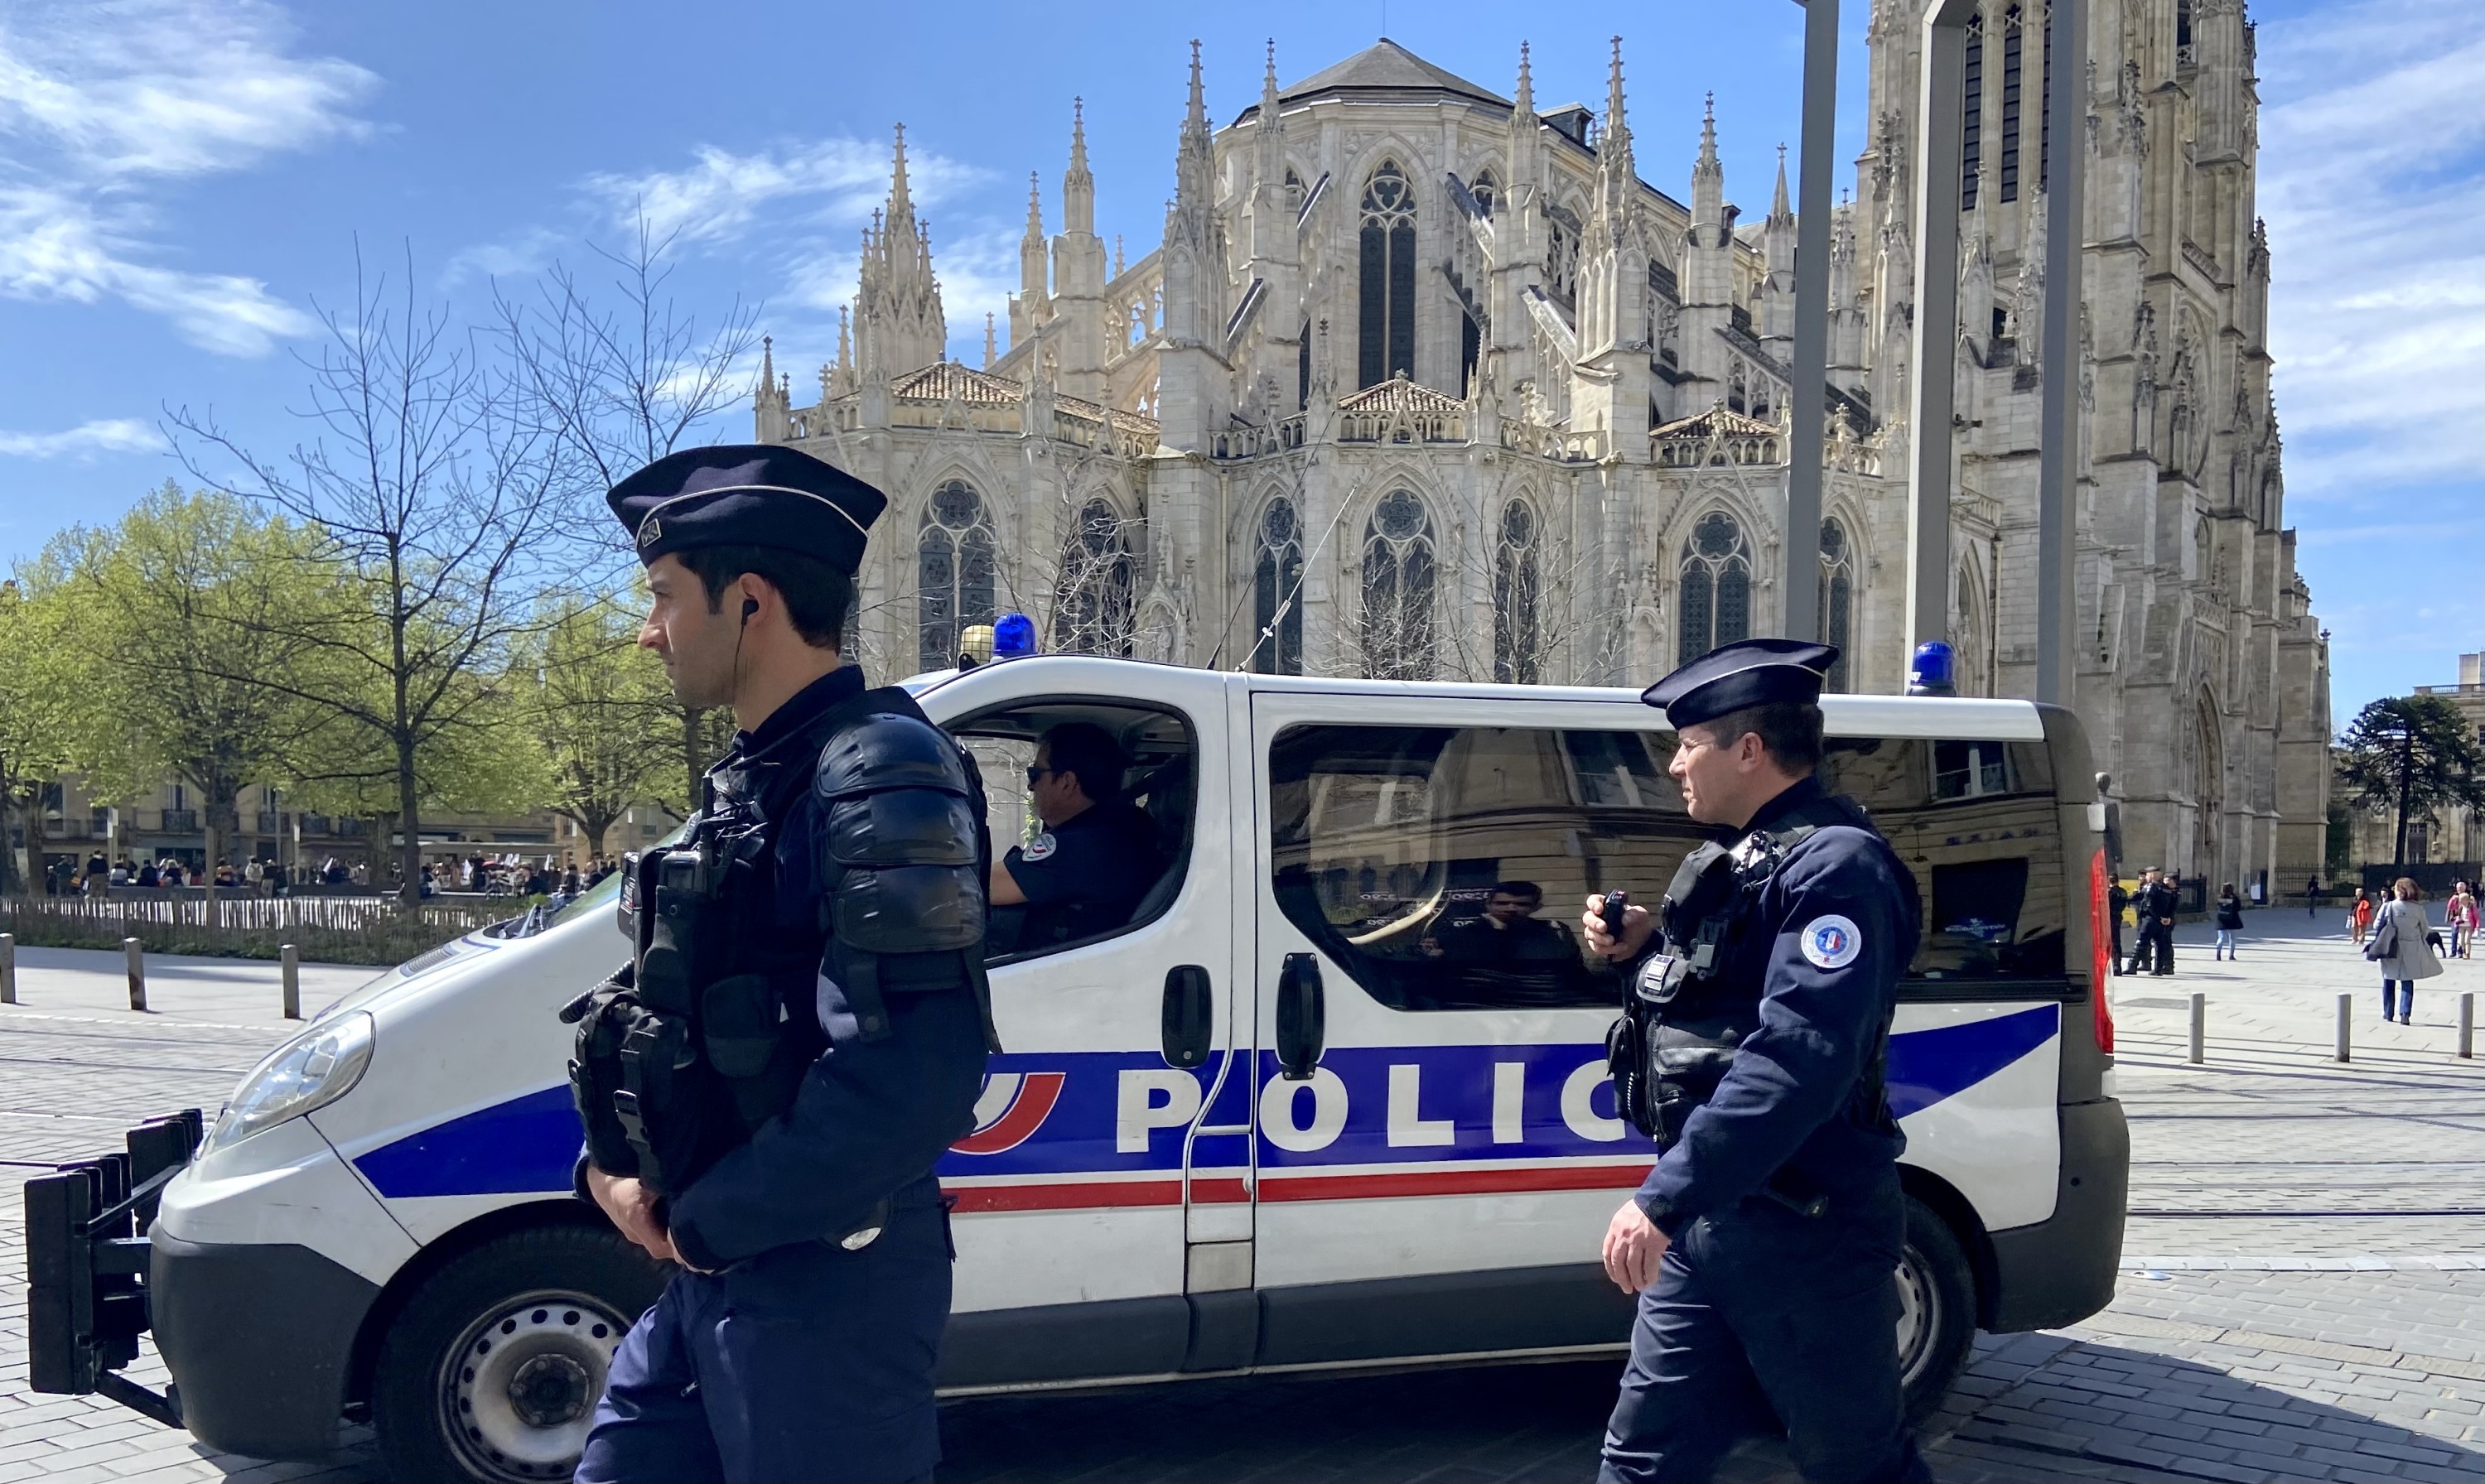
[{"left": 817, "top": 711, "right": 969, "bottom": 801}]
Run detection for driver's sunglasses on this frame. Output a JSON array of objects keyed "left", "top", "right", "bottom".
[{"left": 1025, "top": 765, "right": 1055, "bottom": 786}]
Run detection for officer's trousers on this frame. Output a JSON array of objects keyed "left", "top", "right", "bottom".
[
  {"left": 1600, "top": 1181, "right": 1932, "bottom": 1484},
  {"left": 577, "top": 1187, "right": 951, "bottom": 1484}
]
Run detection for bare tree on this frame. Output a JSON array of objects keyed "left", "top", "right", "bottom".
[{"left": 171, "top": 247, "right": 574, "bottom": 906}]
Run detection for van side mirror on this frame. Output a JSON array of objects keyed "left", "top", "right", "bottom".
[
  {"left": 1161, "top": 965, "right": 1212, "bottom": 1069},
  {"left": 1276, "top": 953, "right": 1325, "bottom": 1081}
]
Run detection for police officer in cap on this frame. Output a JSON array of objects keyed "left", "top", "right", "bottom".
[
  {"left": 1583, "top": 637, "right": 1931, "bottom": 1483},
  {"left": 566, "top": 444, "right": 994, "bottom": 1482}
]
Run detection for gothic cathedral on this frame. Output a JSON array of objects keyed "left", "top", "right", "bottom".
[{"left": 755, "top": 2, "right": 2330, "bottom": 898}]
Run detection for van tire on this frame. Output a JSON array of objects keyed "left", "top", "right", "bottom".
[
  {"left": 1897, "top": 1194, "right": 1976, "bottom": 1424},
  {"left": 372, "top": 1224, "right": 666, "bottom": 1484}
]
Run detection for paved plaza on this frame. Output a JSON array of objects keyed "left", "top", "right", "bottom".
[{"left": 2, "top": 913, "right": 2480, "bottom": 1483}]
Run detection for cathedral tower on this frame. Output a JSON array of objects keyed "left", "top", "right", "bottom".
[{"left": 853, "top": 125, "right": 948, "bottom": 376}]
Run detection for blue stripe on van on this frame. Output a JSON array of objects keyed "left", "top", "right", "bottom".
[
  {"left": 354, "top": 1084, "right": 579, "bottom": 1198},
  {"left": 352, "top": 1005, "right": 2063, "bottom": 1200}
]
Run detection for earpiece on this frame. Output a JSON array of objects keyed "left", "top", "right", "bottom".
[{"left": 741, "top": 597, "right": 759, "bottom": 623}]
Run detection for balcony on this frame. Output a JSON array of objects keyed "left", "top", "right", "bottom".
[
  {"left": 256, "top": 812, "right": 282, "bottom": 834},
  {"left": 157, "top": 810, "right": 200, "bottom": 833}
]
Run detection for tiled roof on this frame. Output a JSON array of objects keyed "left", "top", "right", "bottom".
[
  {"left": 1056, "top": 392, "right": 1161, "bottom": 436},
  {"left": 889, "top": 361, "right": 1023, "bottom": 404},
  {"left": 1234, "top": 40, "right": 1508, "bottom": 124},
  {"left": 1335, "top": 373, "right": 1467, "bottom": 415},
  {"left": 1651, "top": 403, "right": 1780, "bottom": 441}
]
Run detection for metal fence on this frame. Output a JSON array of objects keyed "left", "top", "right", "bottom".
[{"left": 0, "top": 890, "right": 502, "bottom": 966}]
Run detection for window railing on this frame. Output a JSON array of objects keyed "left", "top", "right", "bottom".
[{"left": 158, "top": 810, "right": 199, "bottom": 833}]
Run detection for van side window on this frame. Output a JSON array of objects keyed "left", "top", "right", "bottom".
[
  {"left": 1822, "top": 737, "right": 2065, "bottom": 982},
  {"left": 1269, "top": 725, "right": 1704, "bottom": 1011},
  {"left": 954, "top": 701, "right": 1196, "bottom": 964}
]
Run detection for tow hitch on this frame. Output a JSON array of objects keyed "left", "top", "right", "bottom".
[{"left": 22, "top": 1109, "right": 205, "bottom": 1428}]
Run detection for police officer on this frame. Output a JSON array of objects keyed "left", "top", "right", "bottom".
[
  {"left": 988, "top": 721, "right": 1160, "bottom": 947},
  {"left": 1584, "top": 637, "right": 1930, "bottom": 1484},
  {"left": 566, "top": 445, "right": 994, "bottom": 1482}
]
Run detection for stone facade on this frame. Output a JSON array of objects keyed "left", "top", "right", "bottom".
[{"left": 759, "top": 9, "right": 2328, "bottom": 899}]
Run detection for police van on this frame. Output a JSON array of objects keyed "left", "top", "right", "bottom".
[{"left": 27, "top": 656, "right": 2128, "bottom": 1483}]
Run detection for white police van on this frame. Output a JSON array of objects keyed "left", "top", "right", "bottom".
[{"left": 27, "top": 656, "right": 2127, "bottom": 1482}]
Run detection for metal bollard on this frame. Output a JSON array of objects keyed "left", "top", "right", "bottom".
[
  {"left": 0, "top": 931, "right": 14, "bottom": 1005},
  {"left": 281, "top": 944, "right": 301, "bottom": 1020},
  {"left": 2462, "top": 992, "right": 2474, "bottom": 1060},
  {"left": 2188, "top": 992, "right": 2205, "bottom": 1064},
  {"left": 2334, "top": 991, "right": 2350, "bottom": 1063},
  {"left": 125, "top": 937, "right": 147, "bottom": 1013}
]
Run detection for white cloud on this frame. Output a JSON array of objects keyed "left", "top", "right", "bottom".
[
  {"left": 585, "top": 134, "right": 988, "bottom": 248},
  {"left": 0, "top": 0, "right": 369, "bottom": 354},
  {"left": 2259, "top": 0, "right": 2485, "bottom": 501},
  {"left": 0, "top": 416, "right": 162, "bottom": 459},
  {"left": 442, "top": 227, "right": 565, "bottom": 290}
]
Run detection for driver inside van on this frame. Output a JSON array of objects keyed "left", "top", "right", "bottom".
[
  {"left": 990, "top": 722, "right": 1163, "bottom": 947},
  {"left": 1421, "top": 879, "right": 1596, "bottom": 1005}
]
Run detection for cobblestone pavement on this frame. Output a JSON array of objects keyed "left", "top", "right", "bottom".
[{"left": 4, "top": 919, "right": 2482, "bottom": 1483}]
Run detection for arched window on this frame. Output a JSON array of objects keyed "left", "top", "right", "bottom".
[
  {"left": 1052, "top": 497, "right": 1135, "bottom": 656},
  {"left": 1471, "top": 169, "right": 1498, "bottom": 218},
  {"left": 2175, "top": 0, "right": 2193, "bottom": 53},
  {"left": 1251, "top": 497, "right": 1305, "bottom": 675},
  {"left": 2000, "top": 6, "right": 2024, "bottom": 204},
  {"left": 1677, "top": 511, "right": 1752, "bottom": 666},
  {"left": 918, "top": 479, "right": 996, "bottom": 672},
  {"left": 1358, "top": 161, "right": 1417, "bottom": 388},
  {"left": 1297, "top": 318, "right": 1311, "bottom": 411},
  {"left": 1284, "top": 167, "right": 1306, "bottom": 218},
  {"left": 1818, "top": 518, "right": 1855, "bottom": 691},
  {"left": 1359, "top": 490, "right": 1436, "bottom": 680},
  {"left": 1961, "top": 10, "right": 1985, "bottom": 211},
  {"left": 1546, "top": 203, "right": 1582, "bottom": 311},
  {"left": 1493, "top": 499, "right": 1542, "bottom": 683}
]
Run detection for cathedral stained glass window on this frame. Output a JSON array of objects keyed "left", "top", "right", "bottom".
[
  {"left": 1818, "top": 518, "right": 1854, "bottom": 691},
  {"left": 1358, "top": 161, "right": 1417, "bottom": 388},
  {"left": 918, "top": 479, "right": 996, "bottom": 672},
  {"left": 1677, "top": 511, "right": 1751, "bottom": 666},
  {"left": 2000, "top": 6, "right": 2024, "bottom": 204},
  {"left": 1961, "top": 10, "right": 1984, "bottom": 211},
  {"left": 1546, "top": 204, "right": 1582, "bottom": 311},
  {"left": 1359, "top": 490, "right": 1436, "bottom": 681},
  {"left": 1493, "top": 498, "right": 1542, "bottom": 684},
  {"left": 1052, "top": 497, "right": 1135, "bottom": 657},
  {"left": 1252, "top": 496, "right": 1305, "bottom": 675}
]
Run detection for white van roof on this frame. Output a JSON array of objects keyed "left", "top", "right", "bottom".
[{"left": 904, "top": 656, "right": 2048, "bottom": 741}]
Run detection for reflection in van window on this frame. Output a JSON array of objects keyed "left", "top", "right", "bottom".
[{"left": 1269, "top": 725, "right": 1704, "bottom": 1011}]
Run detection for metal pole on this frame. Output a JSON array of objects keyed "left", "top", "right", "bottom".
[
  {"left": 1781, "top": 0, "right": 1840, "bottom": 643},
  {"left": 0, "top": 932, "right": 15, "bottom": 1005},
  {"left": 2188, "top": 991, "right": 2204, "bottom": 1064},
  {"left": 2035, "top": 0, "right": 2087, "bottom": 704},
  {"left": 125, "top": 937, "right": 146, "bottom": 1013},
  {"left": 2460, "top": 992, "right": 2474, "bottom": 1059},
  {"left": 2334, "top": 992, "right": 2350, "bottom": 1063},
  {"left": 1906, "top": 0, "right": 1978, "bottom": 666},
  {"left": 281, "top": 943, "right": 301, "bottom": 1021}
]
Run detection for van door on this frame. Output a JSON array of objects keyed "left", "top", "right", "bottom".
[
  {"left": 1246, "top": 688, "right": 1696, "bottom": 1367},
  {"left": 919, "top": 660, "right": 1248, "bottom": 1386}
]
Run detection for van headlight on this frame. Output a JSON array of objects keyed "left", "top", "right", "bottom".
[{"left": 203, "top": 1012, "right": 375, "bottom": 1155}]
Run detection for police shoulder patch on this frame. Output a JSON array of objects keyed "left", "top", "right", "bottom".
[
  {"left": 1800, "top": 913, "right": 1864, "bottom": 969},
  {"left": 1021, "top": 831, "right": 1059, "bottom": 862}
]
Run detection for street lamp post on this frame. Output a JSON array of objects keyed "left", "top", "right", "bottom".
[{"left": 1780, "top": 0, "right": 1840, "bottom": 643}]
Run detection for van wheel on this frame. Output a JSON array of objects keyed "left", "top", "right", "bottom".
[
  {"left": 1894, "top": 1194, "right": 1976, "bottom": 1424},
  {"left": 374, "top": 1224, "right": 666, "bottom": 1484}
]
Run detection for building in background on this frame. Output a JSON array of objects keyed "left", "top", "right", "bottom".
[
  {"left": 2341, "top": 653, "right": 2485, "bottom": 886},
  {"left": 760, "top": 7, "right": 2329, "bottom": 900}
]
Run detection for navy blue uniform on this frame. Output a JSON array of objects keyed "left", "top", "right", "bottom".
[
  {"left": 1601, "top": 776, "right": 1930, "bottom": 1484},
  {"left": 1003, "top": 799, "right": 1159, "bottom": 947},
  {"left": 577, "top": 667, "right": 988, "bottom": 1484}
]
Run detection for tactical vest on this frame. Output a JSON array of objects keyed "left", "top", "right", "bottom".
[
  {"left": 1605, "top": 792, "right": 1899, "bottom": 1158},
  {"left": 563, "top": 686, "right": 997, "bottom": 1199}
]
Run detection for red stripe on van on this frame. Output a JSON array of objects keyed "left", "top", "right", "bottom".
[{"left": 1257, "top": 1164, "right": 1654, "bottom": 1202}]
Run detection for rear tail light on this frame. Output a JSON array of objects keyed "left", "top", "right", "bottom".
[{"left": 2087, "top": 846, "right": 2116, "bottom": 1054}]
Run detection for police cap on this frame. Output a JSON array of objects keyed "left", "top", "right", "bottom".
[
  {"left": 607, "top": 444, "right": 887, "bottom": 573},
  {"left": 1641, "top": 637, "right": 1841, "bottom": 729}
]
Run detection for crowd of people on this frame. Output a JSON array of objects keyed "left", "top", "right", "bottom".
[
  {"left": 41, "top": 851, "right": 367, "bottom": 896},
  {"left": 412, "top": 853, "right": 621, "bottom": 903}
]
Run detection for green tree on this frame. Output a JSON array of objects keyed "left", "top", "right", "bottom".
[
  {"left": 521, "top": 594, "right": 678, "bottom": 856},
  {"left": 44, "top": 485, "right": 340, "bottom": 890},
  {"left": 0, "top": 578, "right": 81, "bottom": 894},
  {"left": 2336, "top": 695, "right": 2485, "bottom": 870}
]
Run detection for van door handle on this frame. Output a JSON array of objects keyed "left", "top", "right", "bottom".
[
  {"left": 1161, "top": 965, "right": 1213, "bottom": 1069},
  {"left": 1276, "top": 952, "right": 1325, "bottom": 1081}
]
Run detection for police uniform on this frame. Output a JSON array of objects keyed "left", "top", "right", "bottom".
[
  {"left": 1600, "top": 638, "right": 1931, "bottom": 1484},
  {"left": 1004, "top": 798, "right": 1160, "bottom": 947},
  {"left": 564, "top": 446, "right": 995, "bottom": 1484}
]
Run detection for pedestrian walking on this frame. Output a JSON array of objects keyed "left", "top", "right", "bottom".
[
  {"left": 2107, "top": 875, "right": 2130, "bottom": 975},
  {"left": 2449, "top": 880, "right": 2478, "bottom": 959},
  {"left": 2363, "top": 878, "right": 2443, "bottom": 1025},
  {"left": 2214, "top": 883, "right": 2244, "bottom": 959},
  {"left": 2350, "top": 887, "right": 2375, "bottom": 946},
  {"left": 1585, "top": 637, "right": 1930, "bottom": 1484},
  {"left": 2305, "top": 874, "right": 2322, "bottom": 918}
]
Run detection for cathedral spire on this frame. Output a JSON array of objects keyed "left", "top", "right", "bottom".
[
  {"left": 888, "top": 123, "right": 914, "bottom": 227},
  {"left": 853, "top": 123, "right": 947, "bottom": 376},
  {"left": 1184, "top": 38, "right": 1208, "bottom": 139},
  {"left": 1256, "top": 40, "right": 1284, "bottom": 183},
  {"left": 1513, "top": 39, "right": 1533, "bottom": 114},
  {"left": 1692, "top": 93, "right": 1723, "bottom": 229},
  {"left": 1601, "top": 37, "right": 1632, "bottom": 178},
  {"left": 1771, "top": 142, "right": 1791, "bottom": 222},
  {"left": 1064, "top": 98, "right": 1095, "bottom": 234},
  {"left": 983, "top": 312, "right": 996, "bottom": 369}
]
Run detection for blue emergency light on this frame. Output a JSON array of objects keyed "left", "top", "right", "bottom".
[
  {"left": 993, "top": 612, "right": 1038, "bottom": 658},
  {"left": 1908, "top": 641, "right": 1957, "bottom": 696}
]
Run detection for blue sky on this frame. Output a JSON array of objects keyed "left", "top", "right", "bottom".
[{"left": 0, "top": 0, "right": 2475, "bottom": 720}]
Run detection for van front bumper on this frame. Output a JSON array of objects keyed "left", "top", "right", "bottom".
[{"left": 150, "top": 1228, "right": 381, "bottom": 1459}]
